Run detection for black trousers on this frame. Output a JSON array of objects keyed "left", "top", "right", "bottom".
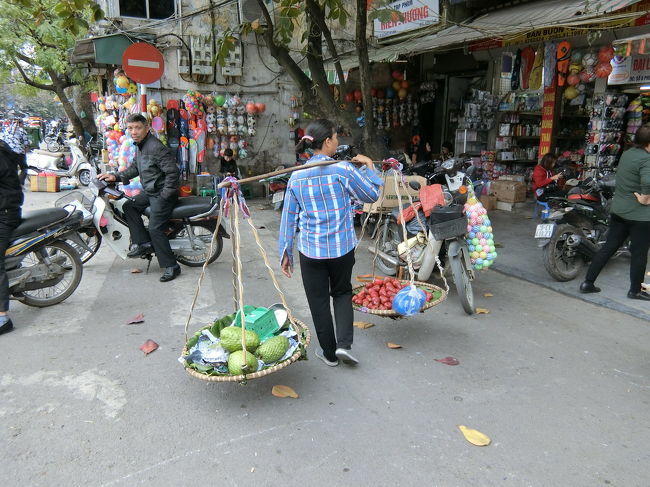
[
  {"left": 299, "top": 250, "right": 355, "bottom": 362},
  {"left": 585, "top": 213, "right": 650, "bottom": 293},
  {"left": 0, "top": 209, "right": 22, "bottom": 312},
  {"left": 123, "top": 192, "right": 177, "bottom": 268}
]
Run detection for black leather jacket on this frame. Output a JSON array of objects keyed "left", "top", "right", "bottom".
[
  {"left": 0, "top": 146, "right": 24, "bottom": 211},
  {"left": 119, "top": 133, "right": 179, "bottom": 199}
]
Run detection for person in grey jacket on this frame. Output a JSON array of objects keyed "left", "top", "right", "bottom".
[{"left": 99, "top": 114, "right": 181, "bottom": 282}]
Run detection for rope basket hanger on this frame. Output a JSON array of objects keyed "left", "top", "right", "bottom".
[
  {"left": 353, "top": 164, "right": 448, "bottom": 318},
  {"left": 181, "top": 179, "right": 310, "bottom": 383}
]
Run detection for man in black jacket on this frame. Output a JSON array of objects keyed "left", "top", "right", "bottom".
[
  {"left": 0, "top": 141, "right": 26, "bottom": 334},
  {"left": 99, "top": 114, "right": 181, "bottom": 282}
]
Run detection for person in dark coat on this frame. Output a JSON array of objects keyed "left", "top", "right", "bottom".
[
  {"left": 0, "top": 140, "right": 26, "bottom": 334},
  {"left": 99, "top": 114, "right": 181, "bottom": 282}
]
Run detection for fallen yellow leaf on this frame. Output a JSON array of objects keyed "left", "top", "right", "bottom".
[
  {"left": 458, "top": 425, "right": 491, "bottom": 446},
  {"left": 483, "top": 293, "right": 493, "bottom": 297},
  {"left": 386, "top": 342, "right": 402, "bottom": 349},
  {"left": 475, "top": 308, "right": 490, "bottom": 314},
  {"left": 130, "top": 268, "right": 142, "bottom": 274},
  {"left": 353, "top": 321, "right": 375, "bottom": 329},
  {"left": 271, "top": 385, "right": 299, "bottom": 399}
]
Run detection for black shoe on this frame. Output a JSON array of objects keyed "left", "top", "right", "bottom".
[
  {"left": 627, "top": 291, "right": 650, "bottom": 301},
  {"left": 0, "top": 317, "right": 14, "bottom": 335},
  {"left": 160, "top": 265, "right": 181, "bottom": 282},
  {"left": 127, "top": 242, "right": 153, "bottom": 258},
  {"left": 579, "top": 281, "right": 601, "bottom": 294}
]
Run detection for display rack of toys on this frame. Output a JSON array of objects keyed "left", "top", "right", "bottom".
[{"left": 585, "top": 92, "right": 628, "bottom": 168}]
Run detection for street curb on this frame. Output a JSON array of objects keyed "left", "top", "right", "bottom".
[{"left": 492, "top": 263, "right": 650, "bottom": 323}]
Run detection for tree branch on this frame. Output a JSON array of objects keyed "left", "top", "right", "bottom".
[
  {"left": 356, "top": 0, "right": 379, "bottom": 158},
  {"left": 306, "top": 14, "right": 337, "bottom": 115},
  {"left": 305, "top": 0, "right": 346, "bottom": 92},
  {"left": 254, "top": 0, "right": 319, "bottom": 109},
  {"left": 11, "top": 57, "right": 54, "bottom": 91}
]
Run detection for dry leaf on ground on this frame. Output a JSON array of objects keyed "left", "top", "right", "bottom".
[
  {"left": 353, "top": 321, "right": 375, "bottom": 329},
  {"left": 130, "top": 268, "right": 142, "bottom": 274},
  {"left": 127, "top": 313, "right": 145, "bottom": 324},
  {"left": 483, "top": 293, "right": 493, "bottom": 297},
  {"left": 475, "top": 308, "right": 490, "bottom": 314},
  {"left": 271, "top": 385, "right": 299, "bottom": 399},
  {"left": 434, "top": 356, "right": 459, "bottom": 366},
  {"left": 139, "top": 339, "right": 158, "bottom": 355},
  {"left": 386, "top": 342, "right": 402, "bottom": 349},
  {"left": 458, "top": 425, "right": 491, "bottom": 446}
]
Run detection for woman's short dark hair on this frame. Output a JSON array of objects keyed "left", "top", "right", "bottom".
[
  {"left": 126, "top": 113, "right": 147, "bottom": 125},
  {"left": 634, "top": 124, "right": 650, "bottom": 147},
  {"left": 295, "top": 119, "right": 336, "bottom": 153},
  {"left": 223, "top": 148, "right": 233, "bottom": 157},
  {"left": 539, "top": 153, "right": 558, "bottom": 170}
]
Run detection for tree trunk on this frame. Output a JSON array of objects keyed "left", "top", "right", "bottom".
[
  {"left": 56, "top": 85, "right": 84, "bottom": 139},
  {"left": 74, "top": 88, "right": 98, "bottom": 138},
  {"left": 355, "top": 0, "right": 384, "bottom": 160}
]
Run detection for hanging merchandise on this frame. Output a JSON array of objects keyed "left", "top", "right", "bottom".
[
  {"left": 511, "top": 48, "right": 522, "bottom": 91},
  {"left": 464, "top": 194, "right": 497, "bottom": 271},
  {"left": 166, "top": 99, "right": 181, "bottom": 152},
  {"left": 556, "top": 41, "right": 572, "bottom": 87},
  {"left": 544, "top": 41, "right": 557, "bottom": 88},
  {"left": 520, "top": 47, "right": 536, "bottom": 90},
  {"left": 116, "top": 132, "right": 142, "bottom": 197},
  {"left": 419, "top": 81, "right": 436, "bottom": 104}
]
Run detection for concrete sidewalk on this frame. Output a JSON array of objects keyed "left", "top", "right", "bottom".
[{"left": 489, "top": 201, "right": 650, "bottom": 322}]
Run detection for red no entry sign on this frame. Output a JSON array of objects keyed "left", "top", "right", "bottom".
[{"left": 122, "top": 42, "right": 165, "bottom": 85}]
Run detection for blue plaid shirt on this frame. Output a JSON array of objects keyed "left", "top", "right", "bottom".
[{"left": 279, "top": 154, "right": 383, "bottom": 264}]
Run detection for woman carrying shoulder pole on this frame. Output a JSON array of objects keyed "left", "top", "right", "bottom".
[{"left": 278, "top": 119, "right": 383, "bottom": 367}]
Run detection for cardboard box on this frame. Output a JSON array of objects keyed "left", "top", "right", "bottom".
[
  {"left": 30, "top": 175, "right": 60, "bottom": 192},
  {"left": 490, "top": 179, "right": 526, "bottom": 203},
  {"left": 480, "top": 195, "right": 497, "bottom": 210},
  {"left": 363, "top": 174, "right": 427, "bottom": 212}
]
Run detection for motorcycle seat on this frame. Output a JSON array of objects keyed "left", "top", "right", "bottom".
[
  {"left": 144, "top": 196, "right": 214, "bottom": 219},
  {"left": 11, "top": 208, "right": 69, "bottom": 238}
]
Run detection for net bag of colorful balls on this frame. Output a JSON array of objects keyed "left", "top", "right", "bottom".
[{"left": 464, "top": 195, "right": 497, "bottom": 271}]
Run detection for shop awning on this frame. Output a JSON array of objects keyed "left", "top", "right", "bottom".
[{"left": 333, "top": 0, "right": 648, "bottom": 69}]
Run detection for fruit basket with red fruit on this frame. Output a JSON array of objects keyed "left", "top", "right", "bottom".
[{"left": 351, "top": 276, "right": 446, "bottom": 317}]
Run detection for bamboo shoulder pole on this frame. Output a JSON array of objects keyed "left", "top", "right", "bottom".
[{"left": 217, "top": 159, "right": 383, "bottom": 188}]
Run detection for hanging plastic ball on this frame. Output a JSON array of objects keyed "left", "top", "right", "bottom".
[
  {"left": 472, "top": 238, "right": 480, "bottom": 246},
  {"left": 475, "top": 264, "right": 483, "bottom": 270},
  {"left": 598, "top": 45, "right": 615, "bottom": 63},
  {"left": 476, "top": 258, "right": 484, "bottom": 266},
  {"left": 468, "top": 245, "right": 475, "bottom": 252},
  {"left": 487, "top": 238, "right": 494, "bottom": 246},
  {"left": 116, "top": 76, "right": 129, "bottom": 88},
  {"left": 386, "top": 87, "right": 395, "bottom": 99},
  {"left": 594, "top": 62, "right": 612, "bottom": 78},
  {"left": 215, "top": 95, "right": 225, "bottom": 106},
  {"left": 564, "top": 86, "right": 579, "bottom": 100},
  {"left": 490, "top": 246, "right": 496, "bottom": 252},
  {"left": 392, "top": 285, "right": 426, "bottom": 317},
  {"left": 468, "top": 231, "right": 476, "bottom": 239},
  {"left": 255, "top": 102, "right": 266, "bottom": 113},
  {"left": 392, "top": 81, "right": 401, "bottom": 90},
  {"left": 479, "top": 251, "right": 487, "bottom": 259},
  {"left": 470, "top": 251, "right": 479, "bottom": 259}
]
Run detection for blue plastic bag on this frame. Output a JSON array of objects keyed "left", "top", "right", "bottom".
[{"left": 392, "top": 285, "right": 426, "bottom": 316}]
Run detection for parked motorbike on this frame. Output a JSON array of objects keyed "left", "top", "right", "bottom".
[
  {"left": 29, "top": 138, "right": 98, "bottom": 186},
  {"left": 534, "top": 172, "right": 626, "bottom": 281},
  {"left": 262, "top": 170, "right": 290, "bottom": 211},
  {"left": 88, "top": 179, "right": 229, "bottom": 268},
  {"left": 54, "top": 191, "right": 103, "bottom": 264},
  {"left": 6, "top": 205, "right": 87, "bottom": 307},
  {"left": 369, "top": 158, "right": 476, "bottom": 314}
]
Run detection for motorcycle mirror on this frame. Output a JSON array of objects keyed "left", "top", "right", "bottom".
[{"left": 408, "top": 181, "right": 421, "bottom": 191}]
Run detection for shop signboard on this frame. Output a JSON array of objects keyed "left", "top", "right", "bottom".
[
  {"left": 608, "top": 54, "right": 650, "bottom": 84},
  {"left": 470, "top": 0, "right": 650, "bottom": 52},
  {"left": 373, "top": 0, "right": 440, "bottom": 39},
  {"left": 538, "top": 87, "right": 556, "bottom": 158}
]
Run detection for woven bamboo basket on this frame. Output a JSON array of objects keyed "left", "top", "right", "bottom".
[
  {"left": 352, "top": 280, "right": 447, "bottom": 317},
  {"left": 182, "top": 318, "right": 311, "bottom": 383}
]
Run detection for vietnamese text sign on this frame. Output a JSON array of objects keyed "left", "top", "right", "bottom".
[
  {"left": 608, "top": 54, "right": 650, "bottom": 85},
  {"left": 538, "top": 86, "right": 556, "bottom": 158},
  {"left": 374, "top": 0, "right": 439, "bottom": 39}
]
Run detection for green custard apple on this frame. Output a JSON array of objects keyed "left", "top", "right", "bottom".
[
  {"left": 220, "top": 326, "right": 260, "bottom": 352},
  {"left": 256, "top": 335, "right": 290, "bottom": 363},
  {"left": 228, "top": 350, "right": 259, "bottom": 375}
]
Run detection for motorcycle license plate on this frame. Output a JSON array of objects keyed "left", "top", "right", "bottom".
[
  {"left": 272, "top": 191, "right": 285, "bottom": 203},
  {"left": 534, "top": 223, "right": 555, "bottom": 239}
]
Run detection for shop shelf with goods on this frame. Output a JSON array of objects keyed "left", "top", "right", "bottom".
[
  {"left": 494, "top": 111, "right": 541, "bottom": 165},
  {"left": 584, "top": 92, "right": 629, "bottom": 171},
  {"left": 453, "top": 89, "right": 496, "bottom": 156}
]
